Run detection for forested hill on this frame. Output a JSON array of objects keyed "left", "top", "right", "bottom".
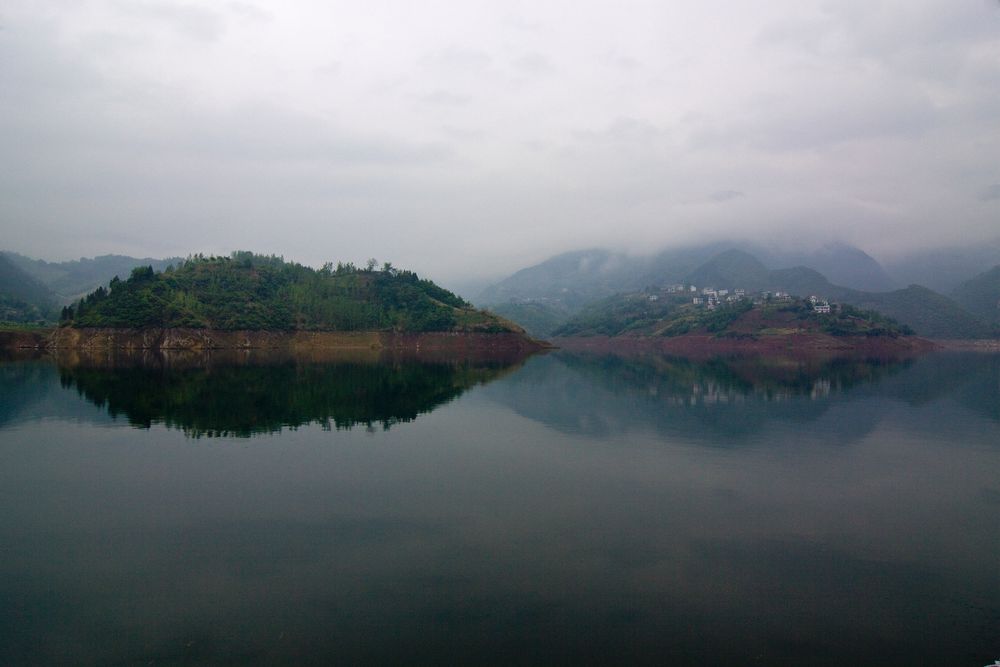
[
  {"left": 2, "top": 251, "right": 184, "bottom": 302},
  {"left": 0, "top": 254, "right": 56, "bottom": 324},
  {"left": 62, "top": 253, "right": 521, "bottom": 333}
]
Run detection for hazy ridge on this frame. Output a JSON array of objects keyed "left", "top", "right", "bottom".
[{"left": 478, "top": 242, "right": 1000, "bottom": 339}]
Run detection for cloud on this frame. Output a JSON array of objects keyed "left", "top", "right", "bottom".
[
  {"left": 576, "top": 117, "right": 662, "bottom": 144},
  {"left": 1, "top": 0, "right": 1000, "bottom": 283},
  {"left": 227, "top": 2, "right": 272, "bottom": 22},
  {"left": 111, "top": 1, "right": 226, "bottom": 42},
  {"left": 603, "top": 52, "right": 641, "bottom": 71},
  {"left": 420, "top": 46, "right": 493, "bottom": 72},
  {"left": 979, "top": 184, "right": 1000, "bottom": 202},
  {"left": 416, "top": 90, "right": 471, "bottom": 107},
  {"left": 709, "top": 190, "right": 745, "bottom": 203},
  {"left": 512, "top": 52, "right": 552, "bottom": 75},
  {"left": 693, "top": 78, "right": 940, "bottom": 152}
]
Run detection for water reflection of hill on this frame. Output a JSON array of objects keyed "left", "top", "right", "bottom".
[
  {"left": 5, "top": 348, "right": 529, "bottom": 437},
  {"left": 0, "top": 357, "right": 111, "bottom": 428},
  {"left": 482, "top": 352, "right": 920, "bottom": 446},
  {"left": 873, "top": 352, "right": 1000, "bottom": 422}
]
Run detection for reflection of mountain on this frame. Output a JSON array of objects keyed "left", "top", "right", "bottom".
[
  {"left": 0, "top": 356, "right": 111, "bottom": 428},
  {"left": 485, "top": 351, "right": 1000, "bottom": 446},
  {"left": 0, "top": 360, "right": 61, "bottom": 427},
  {"left": 562, "top": 352, "right": 907, "bottom": 402},
  {"left": 482, "top": 352, "right": 922, "bottom": 446},
  {"left": 871, "top": 352, "right": 1000, "bottom": 424},
  {"left": 40, "top": 351, "right": 526, "bottom": 437}
]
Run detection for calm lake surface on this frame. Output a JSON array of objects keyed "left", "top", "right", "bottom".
[{"left": 1, "top": 349, "right": 998, "bottom": 666}]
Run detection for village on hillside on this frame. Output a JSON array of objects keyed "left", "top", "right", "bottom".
[{"left": 654, "top": 283, "right": 833, "bottom": 314}]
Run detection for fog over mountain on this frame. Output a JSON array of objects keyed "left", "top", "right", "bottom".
[{"left": 2, "top": 1, "right": 1000, "bottom": 287}]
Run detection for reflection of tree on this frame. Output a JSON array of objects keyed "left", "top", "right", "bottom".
[{"left": 58, "top": 352, "right": 524, "bottom": 437}]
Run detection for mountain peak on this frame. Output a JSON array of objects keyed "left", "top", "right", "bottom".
[{"left": 684, "top": 249, "right": 770, "bottom": 290}]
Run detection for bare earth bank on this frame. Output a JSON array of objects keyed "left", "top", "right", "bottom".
[
  {"left": 550, "top": 333, "right": 941, "bottom": 360},
  {"left": 1, "top": 328, "right": 549, "bottom": 354}
]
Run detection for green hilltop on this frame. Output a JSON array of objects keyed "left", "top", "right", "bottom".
[{"left": 62, "top": 252, "right": 520, "bottom": 334}]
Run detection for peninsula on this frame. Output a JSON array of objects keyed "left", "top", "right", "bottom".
[
  {"left": 551, "top": 290, "right": 936, "bottom": 355},
  {"left": 5, "top": 252, "right": 543, "bottom": 354}
]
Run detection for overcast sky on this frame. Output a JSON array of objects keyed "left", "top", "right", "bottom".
[{"left": 2, "top": 1, "right": 999, "bottom": 286}]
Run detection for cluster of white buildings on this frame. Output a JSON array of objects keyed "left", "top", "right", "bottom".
[
  {"left": 656, "top": 283, "right": 836, "bottom": 314},
  {"left": 690, "top": 287, "right": 748, "bottom": 310},
  {"left": 809, "top": 295, "right": 833, "bottom": 313}
]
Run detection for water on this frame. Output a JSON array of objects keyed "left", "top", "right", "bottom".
[{"left": 1, "top": 349, "right": 998, "bottom": 666}]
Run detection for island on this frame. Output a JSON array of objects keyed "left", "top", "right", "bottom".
[
  {"left": 2, "top": 252, "right": 545, "bottom": 354},
  {"left": 550, "top": 289, "right": 937, "bottom": 356}
]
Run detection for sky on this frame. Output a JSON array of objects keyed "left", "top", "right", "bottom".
[{"left": 2, "top": 0, "right": 999, "bottom": 288}]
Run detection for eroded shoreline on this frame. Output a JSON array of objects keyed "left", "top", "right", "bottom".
[
  {"left": 550, "top": 332, "right": 942, "bottom": 360},
  {"left": 0, "top": 327, "right": 548, "bottom": 354}
]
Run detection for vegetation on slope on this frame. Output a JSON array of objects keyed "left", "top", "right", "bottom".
[
  {"left": 553, "top": 293, "right": 761, "bottom": 337},
  {"left": 488, "top": 301, "right": 570, "bottom": 338},
  {"left": 0, "top": 255, "right": 56, "bottom": 324},
  {"left": 62, "top": 252, "right": 519, "bottom": 333},
  {"left": 684, "top": 249, "right": 771, "bottom": 292},
  {"left": 552, "top": 293, "right": 913, "bottom": 339},
  {"left": 847, "top": 285, "right": 995, "bottom": 339},
  {"left": 3, "top": 251, "right": 183, "bottom": 302},
  {"left": 490, "top": 246, "right": 996, "bottom": 340},
  {"left": 684, "top": 254, "right": 994, "bottom": 339},
  {"left": 950, "top": 265, "right": 1000, "bottom": 325}
]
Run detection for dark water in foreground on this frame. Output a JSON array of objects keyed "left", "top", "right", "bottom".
[{"left": 1, "top": 350, "right": 998, "bottom": 666}]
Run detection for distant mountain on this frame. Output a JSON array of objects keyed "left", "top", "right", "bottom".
[
  {"left": 882, "top": 239, "right": 1000, "bottom": 293},
  {"left": 627, "top": 250, "right": 843, "bottom": 302},
  {"left": 0, "top": 254, "right": 56, "bottom": 323},
  {"left": 752, "top": 242, "right": 897, "bottom": 292},
  {"left": 489, "top": 244, "right": 995, "bottom": 340},
  {"left": 767, "top": 266, "right": 843, "bottom": 298},
  {"left": 478, "top": 241, "right": 896, "bottom": 311},
  {"left": 476, "top": 248, "right": 641, "bottom": 310},
  {"left": 488, "top": 302, "right": 571, "bottom": 338},
  {"left": 632, "top": 242, "right": 738, "bottom": 287},
  {"left": 847, "top": 285, "right": 994, "bottom": 340},
  {"left": 3, "top": 252, "right": 184, "bottom": 302},
  {"left": 950, "top": 265, "right": 1000, "bottom": 324},
  {"left": 684, "top": 249, "right": 771, "bottom": 292},
  {"left": 476, "top": 243, "right": 731, "bottom": 333},
  {"left": 681, "top": 252, "right": 992, "bottom": 339},
  {"left": 0, "top": 254, "right": 55, "bottom": 305}
]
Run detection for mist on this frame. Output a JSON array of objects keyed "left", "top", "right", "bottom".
[{"left": 2, "top": 0, "right": 1000, "bottom": 286}]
